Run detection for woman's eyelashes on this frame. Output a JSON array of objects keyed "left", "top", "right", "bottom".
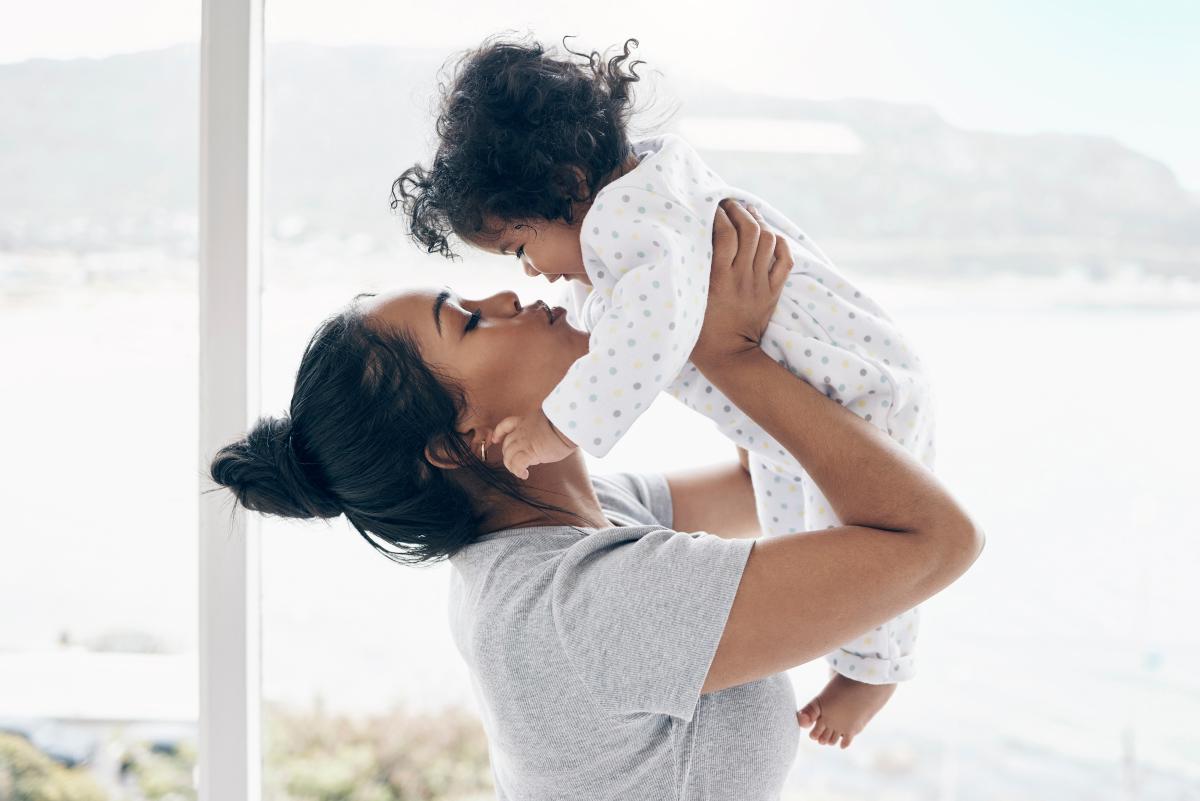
[
  {"left": 515, "top": 246, "right": 525, "bottom": 260},
  {"left": 465, "top": 309, "right": 481, "bottom": 332}
]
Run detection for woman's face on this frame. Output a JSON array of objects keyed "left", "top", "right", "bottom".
[{"left": 366, "top": 287, "right": 589, "bottom": 438}]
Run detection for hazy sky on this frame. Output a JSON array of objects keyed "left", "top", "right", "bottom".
[{"left": 4, "top": 0, "right": 1197, "bottom": 190}]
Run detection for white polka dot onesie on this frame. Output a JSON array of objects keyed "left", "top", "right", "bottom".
[{"left": 545, "top": 134, "right": 933, "bottom": 684}]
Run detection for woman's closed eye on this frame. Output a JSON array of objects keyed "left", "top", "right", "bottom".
[{"left": 515, "top": 246, "right": 525, "bottom": 260}]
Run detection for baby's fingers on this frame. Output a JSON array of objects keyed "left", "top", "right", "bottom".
[
  {"left": 501, "top": 440, "right": 532, "bottom": 480},
  {"left": 504, "top": 453, "right": 531, "bottom": 480},
  {"left": 491, "top": 416, "right": 522, "bottom": 445}
]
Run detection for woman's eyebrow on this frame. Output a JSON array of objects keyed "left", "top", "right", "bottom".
[{"left": 433, "top": 289, "right": 450, "bottom": 337}]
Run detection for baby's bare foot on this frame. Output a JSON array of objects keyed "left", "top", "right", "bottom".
[{"left": 796, "top": 674, "right": 897, "bottom": 749}]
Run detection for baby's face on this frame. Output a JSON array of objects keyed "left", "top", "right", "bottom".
[{"left": 480, "top": 218, "right": 592, "bottom": 287}]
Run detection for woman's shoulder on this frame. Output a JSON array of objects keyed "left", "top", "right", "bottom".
[
  {"left": 450, "top": 475, "right": 754, "bottom": 721},
  {"left": 447, "top": 472, "right": 674, "bottom": 581},
  {"left": 451, "top": 470, "right": 748, "bottom": 641},
  {"left": 591, "top": 471, "right": 674, "bottom": 529},
  {"left": 447, "top": 471, "right": 678, "bottom": 619},
  {"left": 446, "top": 474, "right": 680, "bottom": 676}
]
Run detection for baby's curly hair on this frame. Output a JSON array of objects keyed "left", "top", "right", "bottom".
[{"left": 392, "top": 36, "right": 644, "bottom": 258}]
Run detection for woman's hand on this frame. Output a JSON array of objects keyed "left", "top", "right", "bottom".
[{"left": 691, "top": 201, "right": 794, "bottom": 372}]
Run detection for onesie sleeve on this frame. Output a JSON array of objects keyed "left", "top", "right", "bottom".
[{"left": 544, "top": 188, "right": 713, "bottom": 457}]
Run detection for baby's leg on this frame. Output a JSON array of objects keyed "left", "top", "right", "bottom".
[
  {"left": 802, "top": 473, "right": 921, "bottom": 682},
  {"left": 748, "top": 453, "right": 919, "bottom": 748},
  {"left": 745, "top": 452, "right": 808, "bottom": 539},
  {"left": 796, "top": 473, "right": 919, "bottom": 748},
  {"left": 749, "top": 456, "right": 920, "bottom": 680}
]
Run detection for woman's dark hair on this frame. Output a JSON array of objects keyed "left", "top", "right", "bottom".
[
  {"left": 209, "top": 294, "right": 578, "bottom": 564},
  {"left": 392, "top": 35, "right": 645, "bottom": 258}
]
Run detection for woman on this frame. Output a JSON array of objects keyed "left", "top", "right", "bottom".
[{"left": 210, "top": 202, "right": 983, "bottom": 799}]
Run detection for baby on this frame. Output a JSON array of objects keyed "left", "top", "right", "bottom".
[{"left": 395, "top": 37, "right": 934, "bottom": 750}]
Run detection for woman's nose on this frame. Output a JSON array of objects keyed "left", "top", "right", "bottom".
[{"left": 485, "top": 290, "right": 522, "bottom": 315}]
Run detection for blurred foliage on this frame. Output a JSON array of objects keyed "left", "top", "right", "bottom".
[
  {"left": 263, "top": 702, "right": 492, "bottom": 801},
  {"left": 0, "top": 703, "right": 491, "bottom": 801},
  {"left": 0, "top": 733, "right": 109, "bottom": 801},
  {"left": 119, "top": 739, "right": 196, "bottom": 801}
]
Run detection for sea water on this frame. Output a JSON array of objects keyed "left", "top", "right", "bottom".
[{"left": 2, "top": 266, "right": 1197, "bottom": 799}]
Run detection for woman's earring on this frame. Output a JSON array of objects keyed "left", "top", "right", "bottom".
[{"left": 480, "top": 440, "right": 488, "bottom": 461}]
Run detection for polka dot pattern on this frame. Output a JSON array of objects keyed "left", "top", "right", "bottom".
[{"left": 545, "top": 134, "right": 934, "bottom": 683}]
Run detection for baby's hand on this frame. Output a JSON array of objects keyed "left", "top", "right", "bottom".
[{"left": 491, "top": 411, "right": 578, "bottom": 479}]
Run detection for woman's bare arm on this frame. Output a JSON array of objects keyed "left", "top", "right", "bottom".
[
  {"left": 694, "top": 202, "right": 984, "bottom": 693},
  {"left": 698, "top": 350, "right": 981, "bottom": 692},
  {"left": 666, "top": 447, "right": 760, "bottom": 539}
]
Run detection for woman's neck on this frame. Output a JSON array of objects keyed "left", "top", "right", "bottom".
[{"left": 474, "top": 450, "right": 611, "bottom": 533}]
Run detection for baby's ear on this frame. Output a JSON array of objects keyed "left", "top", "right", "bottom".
[
  {"left": 571, "top": 165, "right": 588, "bottom": 188},
  {"left": 561, "top": 165, "right": 590, "bottom": 202}
]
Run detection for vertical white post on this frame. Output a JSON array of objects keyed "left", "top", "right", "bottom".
[{"left": 198, "top": 0, "right": 263, "bottom": 799}]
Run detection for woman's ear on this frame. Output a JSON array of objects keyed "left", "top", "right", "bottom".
[
  {"left": 424, "top": 428, "right": 490, "bottom": 471},
  {"left": 424, "top": 432, "right": 463, "bottom": 471}
]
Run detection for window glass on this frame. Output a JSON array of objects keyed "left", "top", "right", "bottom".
[
  {"left": 256, "top": 6, "right": 1200, "bottom": 799},
  {"left": 0, "top": 5, "right": 200, "bottom": 799}
]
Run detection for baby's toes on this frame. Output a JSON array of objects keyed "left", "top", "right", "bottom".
[
  {"left": 797, "top": 700, "right": 820, "bottom": 729},
  {"left": 809, "top": 722, "right": 827, "bottom": 742},
  {"left": 820, "top": 727, "right": 838, "bottom": 746},
  {"left": 839, "top": 733, "right": 854, "bottom": 749}
]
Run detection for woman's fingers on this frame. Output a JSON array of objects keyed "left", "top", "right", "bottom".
[
  {"left": 712, "top": 203, "right": 737, "bottom": 270},
  {"left": 747, "top": 206, "right": 776, "bottom": 292},
  {"left": 769, "top": 234, "right": 794, "bottom": 294},
  {"left": 693, "top": 198, "right": 788, "bottom": 369},
  {"left": 723, "top": 201, "right": 760, "bottom": 275}
]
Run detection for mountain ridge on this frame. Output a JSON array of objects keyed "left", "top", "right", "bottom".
[{"left": 1, "top": 44, "right": 1196, "bottom": 278}]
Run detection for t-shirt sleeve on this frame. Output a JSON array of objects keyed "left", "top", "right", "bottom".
[
  {"left": 595, "top": 471, "right": 674, "bottom": 529},
  {"left": 551, "top": 526, "right": 753, "bottom": 721}
]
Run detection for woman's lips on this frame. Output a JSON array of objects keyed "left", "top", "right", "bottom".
[{"left": 531, "top": 302, "right": 565, "bottom": 324}]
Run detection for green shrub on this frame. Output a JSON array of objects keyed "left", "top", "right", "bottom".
[
  {"left": 0, "top": 733, "right": 110, "bottom": 801},
  {"left": 120, "top": 739, "right": 196, "bottom": 801},
  {"left": 263, "top": 703, "right": 492, "bottom": 801}
]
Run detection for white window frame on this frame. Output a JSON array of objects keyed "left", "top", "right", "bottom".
[{"left": 198, "top": 0, "right": 264, "bottom": 800}]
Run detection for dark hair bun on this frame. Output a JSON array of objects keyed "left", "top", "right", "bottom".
[{"left": 210, "top": 416, "right": 341, "bottom": 520}]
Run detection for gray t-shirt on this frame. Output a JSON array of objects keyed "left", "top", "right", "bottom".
[{"left": 448, "top": 472, "right": 800, "bottom": 800}]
